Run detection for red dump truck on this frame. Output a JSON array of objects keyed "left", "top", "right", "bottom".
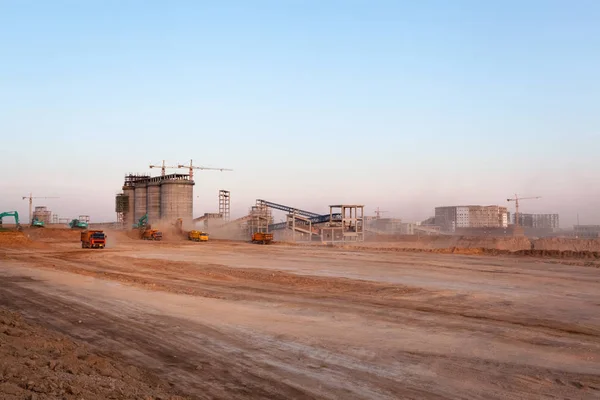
[{"left": 81, "top": 230, "right": 107, "bottom": 249}]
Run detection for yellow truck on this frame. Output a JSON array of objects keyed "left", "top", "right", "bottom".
[
  {"left": 251, "top": 232, "right": 273, "bottom": 244},
  {"left": 141, "top": 228, "right": 163, "bottom": 241},
  {"left": 188, "top": 230, "right": 209, "bottom": 242}
]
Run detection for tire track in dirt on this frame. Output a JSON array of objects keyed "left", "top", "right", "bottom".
[{"left": 10, "top": 250, "right": 600, "bottom": 342}]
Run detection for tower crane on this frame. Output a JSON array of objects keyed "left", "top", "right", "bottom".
[
  {"left": 149, "top": 160, "right": 180, "bottom": 177},
  {"left": 177, "top": 159, "right": 233, "bottom": 181},
  {"left": 374, "top": 207, "right": 389, "bottom": 219},
  {"left": 507, "top": 194, "right": 541, "bottom": 228},
  {"left": 21, "top": 193, "right": 60, "bottom": 225}
]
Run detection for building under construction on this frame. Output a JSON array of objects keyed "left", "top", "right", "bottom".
[
  {"left": 32, "top": 206, "right": 52, "bottom": 225},
  {"left": 435, "top": 205, "right": 509, "bottom": 233},
  {"left": 116, "top": 173, "right": 194, "bottom": 227},
  {"left": 512, "top": 213, "right": 559, "bottom": 229}
]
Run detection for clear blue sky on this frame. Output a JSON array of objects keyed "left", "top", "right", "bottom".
[{"left": 1, "top": 0, "right": 598, "bottom": 225}]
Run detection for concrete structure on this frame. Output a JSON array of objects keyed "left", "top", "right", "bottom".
[
  {"left": 116, "top": 173, "right": 195, "bottom": 227},
  {"left": 147, "top": 182, "right": 161, "bottom": 225},
  {"left": 321, "top": 205, "right": 365, "bottom": 243},
  {"left": 32, "top": 206, "right": 52, "bottom": 225},
  {"left": 573, "top": 225, "right": 600, "bottom": 239},
  {"left": 246, "top": 202, "right": 273, "bottom": 235},
  {"left": 219, "top": 190, "right": 231, "bottom": 222},
  {"left": 435, "top": 205, "right": 508, "bottom": 233},
  {"left": 513, "top": 213, "right": 559, "bottom": 229}
]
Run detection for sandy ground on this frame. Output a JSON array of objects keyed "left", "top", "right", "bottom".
[{"left": 0, "top": 229, "right": 599, "bottom": 399}]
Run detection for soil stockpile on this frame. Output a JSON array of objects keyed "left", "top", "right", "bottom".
[{"left": 0, "top": 308, "right": 187, "bottom": 400}]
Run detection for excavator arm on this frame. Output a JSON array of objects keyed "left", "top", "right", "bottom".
[
  {"left": 0, "top": 211, "right": 20, "bottom": 228},
  {"left": 132, "top": 214, "right": 148, "bottom": 229}
]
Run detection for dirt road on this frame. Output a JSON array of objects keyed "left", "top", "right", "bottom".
[{"left": 1, "top": 231, "right": 599, "bottom": 399}]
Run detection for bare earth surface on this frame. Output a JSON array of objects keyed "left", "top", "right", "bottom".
[{"left": 1, "top": 229, "right": 599, "bottom": 399}]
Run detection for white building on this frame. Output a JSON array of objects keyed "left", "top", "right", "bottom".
[{"left": 435, "top": 205, "right": 509, "bottom": 233}]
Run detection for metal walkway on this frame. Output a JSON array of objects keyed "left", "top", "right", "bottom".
[{"left": 256, "top": 200, "right": 320, "bottom": 218}]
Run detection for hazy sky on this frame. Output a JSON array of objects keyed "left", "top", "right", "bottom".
[{"left": 1, "top": 0, "right": 599, "bottom": 226}]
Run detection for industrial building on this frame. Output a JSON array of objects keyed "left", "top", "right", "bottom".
[
  {"left": 435, "top": 205, "right": 508, "bottom": 233},
  {"left": 229, "top": 200, "right": 365, "bottom": 243},
  {"left": 116, "top": 173, "right": 194, "bottom": 227},
  {"left": 512, "top": 213, "right": 559, "bottom": 229}
]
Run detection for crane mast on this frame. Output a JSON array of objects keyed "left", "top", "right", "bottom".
[
  {"left": 21, "top": 193, "right": 59, "bottom": 225},
  {"left": 506, "top": 194, "right": 541, "bottom": 228}
]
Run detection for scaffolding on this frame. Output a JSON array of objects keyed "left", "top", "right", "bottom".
[
  {"left": 246, "top": 201, "right": 272, "bottom": 236},
  {"left": 115, "top": 193, "right": 129, "bottom": 228},
  {"left": 219, "top": 190, "right": 231, "bottom": 222}
]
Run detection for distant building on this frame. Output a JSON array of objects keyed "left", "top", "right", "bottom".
[
  {"left": 513, "top": 213, "right": 559, "bottom": 229},
  {"left": 435, "top": 205, "right": 508, "bottom": 233},
  {"left": 399, "top": 222, "right": 416, "bottom": 235},
  {"left": 368, "top": 218, "right": 402, "bottom": 233},
  {"left": 573, "top": 225, "right": 600, "bottom": 239}
]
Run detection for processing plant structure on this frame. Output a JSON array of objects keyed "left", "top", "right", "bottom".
[
  {"left": 114, "top": 162, "right": 365, "bottom": 243},
  {"left": 116, "top": 173, "right": 194, "bottom": 228}
]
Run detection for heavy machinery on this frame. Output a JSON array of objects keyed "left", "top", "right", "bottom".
[
  {"left": 69, "top": 219, "right": 88, "bottom": 229},
  {"left": 0, "top": 211, "right": 21, "bottom": 230},
  {"left": 188, "top": 230, "right": 209, "bottom": 242},
  {"left": 141, "top": 229, "right": 163, "bottom": 240},
  {"left": 31, "top": 217, "right": 45, "bottom": 228},
  {"left": 133, "top": 214, "right": 148, "bottom": 229},
  {"left": 251, "top": 232, "right": 273, "bottom": 244},
  {"left": 134, "top": 214, "right": 162, "bottom": 240},
  {"left": 81, "top": 230, "right": 107, "bottom": 249}
]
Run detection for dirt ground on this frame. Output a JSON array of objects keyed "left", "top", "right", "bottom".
[{"left": 1, "top": 229, "right": 599, "bottom": 399}]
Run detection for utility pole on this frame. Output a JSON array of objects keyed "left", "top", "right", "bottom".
[
  {"left": 21, "top": 193, "right": 59, "bottom": 225},
  {"left": 507, "top": 194, "right": 541, "bottom": 228}
]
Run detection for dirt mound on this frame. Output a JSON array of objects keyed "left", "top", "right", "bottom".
[
  {"left": 0, "top": 308, "right": 187, "bottom": 400},
  {"left": 533, "top": 238, "right": 600, "bottom": 252},
  {"left": 0, "top": 232, "right": 32, "bottom": 247},
  {"left": 24, "top": 228, "right": 81, "bottom": 242},
  {"left": 365, "top": 235, "right": 532, "bottom": 251}
]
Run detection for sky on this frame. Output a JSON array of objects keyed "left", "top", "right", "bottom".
[{"left": 1, "top": 0, "right": 599, "bottom": 226}]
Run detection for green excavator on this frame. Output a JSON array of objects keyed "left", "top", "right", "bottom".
[
  {"left": 69, "top": 218, "right": 88, "bottom": 229},
  {"left": 132, "top": 214, "right": 148, "bottom": 229},
  {"left": 31, "top": 217, "right": 45, "bottom": 228},
  {"left": 0, "top": 211, "right": 22, "bottom": 230}
]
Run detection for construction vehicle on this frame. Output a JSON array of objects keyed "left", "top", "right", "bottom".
[
  {"left": 0, "top": 211, "right": 21, "bottom": 230},
  {"left": 188, "top": 230, "right": 209, "bottom": 242},
  {"left": 81, "top": 230, "right": 107, "bottom": 249},
  {"left": 69, "top": 219, "right": 88, "bottom": 229},
  {"left": 31, "top": 217, "right": 45, "bottom": 228},
  {"left": 133, "top": 214, "right": 148, "bottom": 229},
  {"left": 251, "top": 232, "right": 273, "bottom": 244},
  {"left": 133, "top": 214, "right": 162, "bottom": 240},
  {"left": 141, "top": 228, "right": 162, "bottom": 240}
]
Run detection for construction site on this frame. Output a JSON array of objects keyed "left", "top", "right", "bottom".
[{"left": 1, "top": 162, "right": 599, "bottom": 400}]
